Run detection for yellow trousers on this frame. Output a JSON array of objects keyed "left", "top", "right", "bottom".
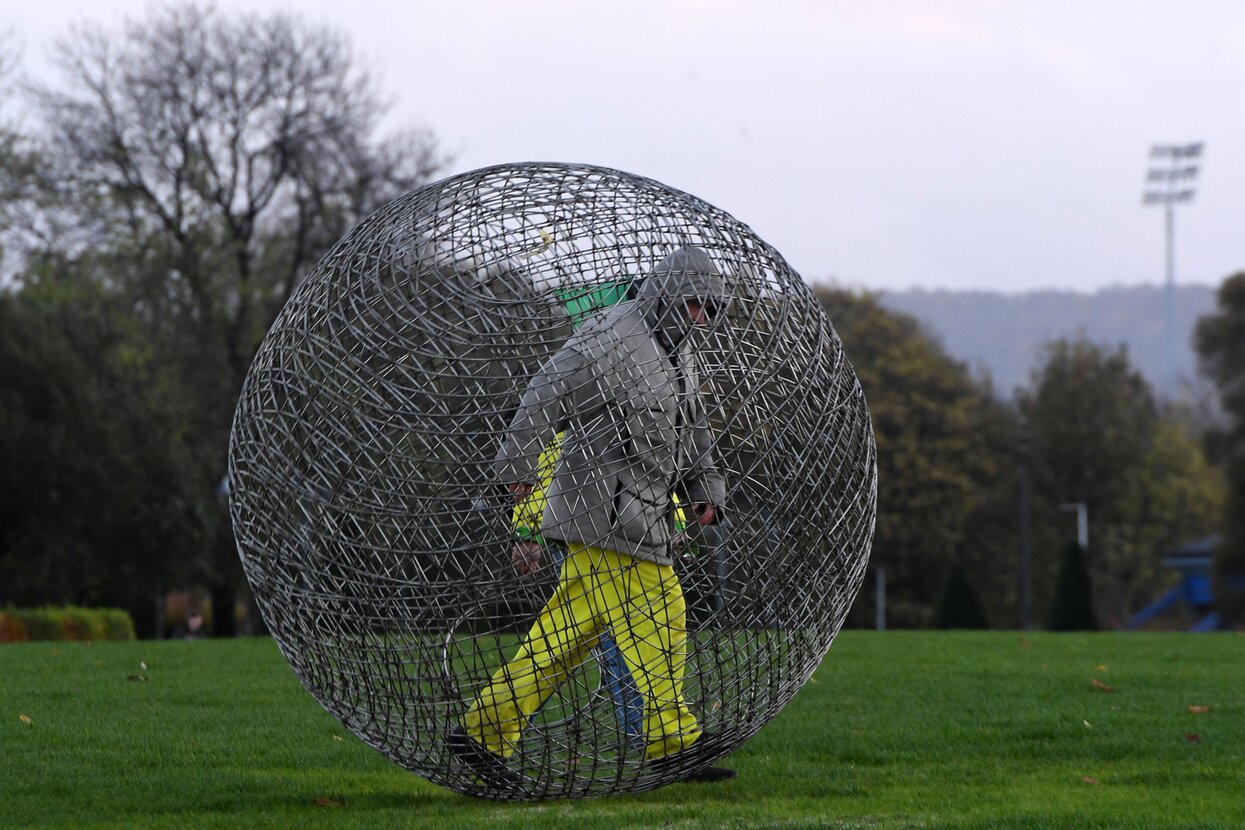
[{"left": 463, "top": 544, "right": 702, "bottom": 760}]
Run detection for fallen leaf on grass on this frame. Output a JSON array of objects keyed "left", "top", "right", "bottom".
[
  {"left": 312, "top": 797, "right": 345, "bottom": 808},
  {"left": 1083, "top": 720, "right": 1093, "bottom": 729},
  {"left": 1188, "top": 705, "right": 1210, "bottom": 714},
  {"left": 1019, "top": 637, "right": 1032, "bottom": 649},
  {"left": 331, "top": 735, "right": 344, "bottom": 742},
  {"left": 140, "top": 661, "right": 148, "bottom": 671},
  {"left": 126, "top": 674, "right": 147, "bottom": 682},
  {"left": 1184, "top": 733, "right": 1202, "bottom": 744},
  {"left": 1091, "top": 678, "right": 1115, "bottom": 693},
  {"left": 1082, "top": 776, "right": 1100, "bottom": 785},
  {"left": 19, "top": 714, "right": 32, "bottom": 725},
  {"left": 1094, "top": 663, "right": 1107, "bottom": 671}
]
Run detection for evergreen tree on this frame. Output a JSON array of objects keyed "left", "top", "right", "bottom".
[
  {"left": 0, "top": 284, "right": 203, "bottom": 634},
  {"left": 930, "top": 563, "right": 990, "bottom": 629},
  {"left": 1047, "top": 542, "right": 1097, "bottom": 631}
]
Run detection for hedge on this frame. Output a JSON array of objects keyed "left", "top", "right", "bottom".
[{"left": 0, "top": 607, "right": 136, "bottom": 643}]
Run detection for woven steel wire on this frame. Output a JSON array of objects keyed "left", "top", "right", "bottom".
[{"left": 228, "top": 162, "right": 876, "bottom": 799}]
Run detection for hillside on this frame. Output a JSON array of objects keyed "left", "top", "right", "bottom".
[{"left": 873, "top": 283, "right": 1219, "bottom": 398}]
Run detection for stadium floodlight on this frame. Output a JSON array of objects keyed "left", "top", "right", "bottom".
[
  {"left": 1145, "top": 166, "right": 1199, "bottom": 183},
  {"left": 1142, "top": 142, "right": 1204, "bottom": 395},
  {"left": 1150, "top": 142, "right": 1204, "bottom": 160}
]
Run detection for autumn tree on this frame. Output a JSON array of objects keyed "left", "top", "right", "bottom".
[
  {"left": 1019, "top": 340, "right": 1156, "bottom": 516},
  {"left": 816, "top": 288, "right": 1020, "bottom": 628},
  {"left": 1094, "top": 416, "right": 1224, "bottom": 620},
  {"left": 1020, "top": 338, "right": 1223, "bottom": 626},
  {"left": 7, "top": 3, "right": 448, "bottom": 631}
]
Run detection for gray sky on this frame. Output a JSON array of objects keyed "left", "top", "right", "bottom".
[{"left": 5, "top": 0, "right": 1244, "bottom": 293}]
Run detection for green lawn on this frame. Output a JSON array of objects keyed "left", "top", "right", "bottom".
[{"left": 2, "top": 631, "right": 1242, "bottom": 829}]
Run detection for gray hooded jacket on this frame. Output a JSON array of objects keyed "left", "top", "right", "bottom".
[{"left": 494, "top": 247, "right": 728, "bottom": 565}]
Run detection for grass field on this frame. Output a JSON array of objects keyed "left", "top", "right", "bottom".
[{"left": 2, "top": 631, "right": 1242, "bottom": 829}]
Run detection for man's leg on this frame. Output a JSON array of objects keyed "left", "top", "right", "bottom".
[
  {"left": 597, "top": 632, "right": 646, "bottom": 746},
  {"left": 462, "top": 547, "right": 602, "bottom": 757},
  {"left": 594, "top": 548, "right": 702, "bottom": 760},
  {"left": 532, "top": 543, "right": 644, "bottom": 746}
]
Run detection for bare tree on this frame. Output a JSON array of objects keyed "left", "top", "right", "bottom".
[
  {"left": 22, "top": 3, "right": 449, "bottom": 633},
  {"left": 0, "top": 32, "right": 42, "bottom": 279},
  {"left": 31, "top": 3, "right": 446, "bottom": 374}
]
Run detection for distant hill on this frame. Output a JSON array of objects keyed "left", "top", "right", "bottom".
[{"left": 872, "top": 284, "right": 1220, "bottom": 398}]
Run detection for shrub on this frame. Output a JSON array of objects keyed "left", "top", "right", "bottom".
[
  {"left": 22, "top": 609, "right": 62, "bottom": 641},
  {"left": 0, "top": 607, "right": 137, "bottom": 643},
  {"left": 0, "top": 611, "right": 30, "bottom": 643},
  {"left": 102, "top": 609, "right": 136, "bottom": 641},
  {"left": 59, "top": 609, "right": 92, "bottom": 641}
]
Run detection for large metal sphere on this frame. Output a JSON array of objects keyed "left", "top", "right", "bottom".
[{"left": 228, "top": 162, "right": 876, "bottom": 799}]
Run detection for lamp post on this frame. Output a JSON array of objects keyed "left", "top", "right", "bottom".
[
  {"left": 1143, "top": 142, "right": 1203, "bottom": 396},
  {"left": 1018, "top": 462, "right": 1032, "bottom": 630}
]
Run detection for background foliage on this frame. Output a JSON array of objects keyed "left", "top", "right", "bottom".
[
  {"left": 0, "top": 3, "right": 1239, "bottom": 634},
  {"left": 1194, "top": 272, "right": 1245, "bottom": 626},
  {"left": 1, "top": 4, "right": 446, "bottom": 634}
]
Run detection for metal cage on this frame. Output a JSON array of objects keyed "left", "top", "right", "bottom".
[{"left": 228, "top": 162, "right": 876, "bottom": 799}]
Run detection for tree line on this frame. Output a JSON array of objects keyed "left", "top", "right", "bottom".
[
  {"left": 820, "top": 286, "right": 1235, "bottom": 630},
  {"left": 2, "top": 4, "right": 1242, "bottom": 634},
  {"left": 1, "top": 4, "right": 446, "bottom": 634}
]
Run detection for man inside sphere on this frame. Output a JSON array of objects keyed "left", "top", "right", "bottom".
[{"left": 448, "top": 246, "right": 736, "bottom": 788}]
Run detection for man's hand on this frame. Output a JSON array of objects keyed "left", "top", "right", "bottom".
[
  {"left": 509, "top": 482, "right": 534, "bottom": 501},
  {"left": 691, "top": 502, "right": 717, "bottom": 526},
  {"left": 511, "top": 540, "right": 542, "bottom": 575},
  {"left": 674, "top": 502, "right": 718, "bottom": 558}
]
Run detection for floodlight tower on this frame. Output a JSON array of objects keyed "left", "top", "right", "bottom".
[{"left": 1142, "top": 142, "right": 1203, "bottom": 396}]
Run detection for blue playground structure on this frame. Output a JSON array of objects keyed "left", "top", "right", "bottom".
[{"left": 1128, "top": 536, "right": 1222, "bottom": 631}]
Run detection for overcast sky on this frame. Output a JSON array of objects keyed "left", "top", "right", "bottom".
[{"left": 5, "top": 1, "right": 1244, "bottom": 293}]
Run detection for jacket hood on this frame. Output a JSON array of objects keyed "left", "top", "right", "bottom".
[{"left": 635, "top": 246, "right": 726, "bottom": 347}]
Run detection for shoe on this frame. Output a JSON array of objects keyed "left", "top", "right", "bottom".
[
  {"left": 446, "top": 727, "right": 526, "bottom": 790},
  {"left": 679, "top": 765, "right": 737, "bottom": 783},
  {"left": 647, "top": 732, "right": 732, "bottom": 779}
]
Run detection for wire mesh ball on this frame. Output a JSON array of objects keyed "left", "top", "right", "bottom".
[{"left": 228, "top": 162, "right": 877, "bottom": 800}]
